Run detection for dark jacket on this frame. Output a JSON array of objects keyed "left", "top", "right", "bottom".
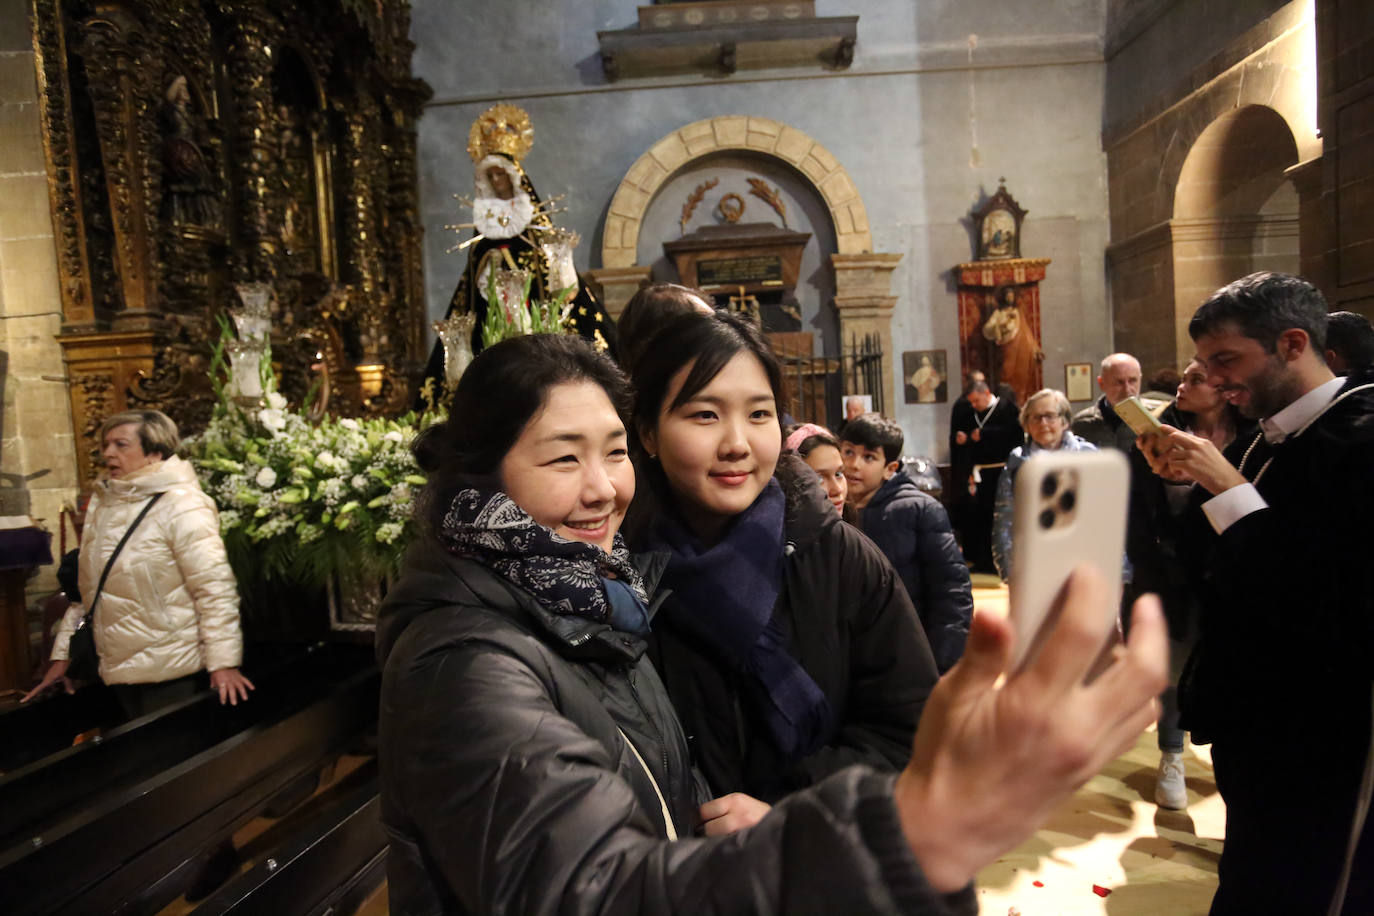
[
  {"left": 1181, "top": 370, "right": 1374, "bottom": 743},
  {"left": 646, "top": 459, "right": 939, "bottom": 803},
  {"left": 857, "top": 472, "right": 973, "bottom": 672},
  {"left": 378, "top": 538, "right": 975, "bottom": 915}
]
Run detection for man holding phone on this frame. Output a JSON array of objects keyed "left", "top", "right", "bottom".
[{"left": 1139, "top": 272, "right": 1374, "bottom": 915}]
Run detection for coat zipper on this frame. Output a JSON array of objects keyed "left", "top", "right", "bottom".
[{"left": 627, "top": 668, "right": 676, "bottom": 808}]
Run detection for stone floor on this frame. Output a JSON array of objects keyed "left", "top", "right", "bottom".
[{"left": 969, "top": 576, "right": 1224, "bottom": 915}]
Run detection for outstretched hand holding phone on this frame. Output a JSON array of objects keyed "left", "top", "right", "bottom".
[
  {"left": 893, "top": 567, "right": 1168, "bottom": 892},
  {"left": 1136, "top": 425, "right": 1248, "bottom": 494}
]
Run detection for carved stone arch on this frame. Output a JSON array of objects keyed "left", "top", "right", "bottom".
[
  {"left": 600, "top": 116, "right": 873, "bottom": 268},
  {"left": 593, "top": 116, "right": 901, "bottom": 412}
]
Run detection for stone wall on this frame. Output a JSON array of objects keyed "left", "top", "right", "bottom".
[
  {"left": 0, "top": 0, "right": 76, "bottom": 597},
  {"left": 411, "top": 0, "right": 1114, "bottom": 461}
]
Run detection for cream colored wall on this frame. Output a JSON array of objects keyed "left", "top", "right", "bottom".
[{"left": 1, "top": 2, "right": 77, "bottom": 597}]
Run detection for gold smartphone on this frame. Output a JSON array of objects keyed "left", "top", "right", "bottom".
[{"left": 1113, "top": 395, "right": 1165, "bottom": 438}]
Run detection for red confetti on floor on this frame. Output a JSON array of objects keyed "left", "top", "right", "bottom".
[
  {"left": 1092, "top": 884, "right": 1112, "bottom": 897},
  {"left": 1032, "top": 881, "right": 1043, "bottom": 888}
]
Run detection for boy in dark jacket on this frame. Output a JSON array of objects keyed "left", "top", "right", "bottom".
[{"left": 841, "top": 414, "right": 974, "bottom": 672}]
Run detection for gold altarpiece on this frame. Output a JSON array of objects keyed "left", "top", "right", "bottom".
[{"left": 31, "top": 0, "right": 432, "bottom": 485}]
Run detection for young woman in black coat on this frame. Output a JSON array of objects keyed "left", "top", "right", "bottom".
[
  {"left": 625, "top": 312, "right": 940, "bottom": 812},
  {"left": 378, "top": 331, "right": 1171, "bottom": 914}
]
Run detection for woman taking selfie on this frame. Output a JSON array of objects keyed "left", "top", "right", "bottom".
[
  {"left": 377, "top": 331, "right": 1170, "bottom": 914},
  {"left": 626, "top": 311, "right": 937, "bottom": 804}
]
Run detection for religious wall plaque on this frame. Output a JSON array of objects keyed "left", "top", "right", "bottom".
[
  {"left": 697, "top": 254, "right": 784, "bottom": 287},
  {"left": 663, "top": 223, "right": 810, "bottom": 294}
]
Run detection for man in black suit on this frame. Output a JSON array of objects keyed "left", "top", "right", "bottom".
[{"left": 1141, "top": 272, "right": 1374, "bottom": 915}]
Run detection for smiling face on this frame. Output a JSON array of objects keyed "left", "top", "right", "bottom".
[
  {"left": 103, "top": 423, "right": 157, "bottom": 479},
  {"left": 803, "top": 443, "right": 848, "bottom": 513},
  {"left": 1174, "top": 359, "right": 1224, "bottom": 415},
  {"left": 641, "top": 351, "right": 780, "bottom": 543},
  {"left": 1194, "top": 322, "right": 1302, "bottom": 419},
  {"left": 498, "top": 381, "right": 634, "bottom": 553}
]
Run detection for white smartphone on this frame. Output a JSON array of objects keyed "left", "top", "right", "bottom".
[
  {"left": 1007, "top": 449, "right": 1128, "bottom": 673},
  {"left": 1113, "top": 395, "right": 1165, "bottom": 437}
]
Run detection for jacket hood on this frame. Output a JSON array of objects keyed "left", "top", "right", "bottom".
[
  {"left": 774, "top": 452, "right": 839, "bottom": 553},
  {"left": 376, "top": 537, "right": 668, "bottom": 670},
  {"left": 101, "top": 455, "right": 202, "bottom": 500},
  {"left": 865, "top": 471, "right": 921, "bottom": 512}
]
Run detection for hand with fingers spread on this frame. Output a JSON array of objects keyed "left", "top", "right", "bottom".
[
  {"left": 892, "top": 566, "right": 1169, "bottom": 893},
  {"left": 209, "top": 667, "right": 255, "bottom": 705},
  {"left": 699, "top": 792, "right": 771, "bottom": 837}
]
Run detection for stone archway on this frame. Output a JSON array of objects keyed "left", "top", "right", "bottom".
[
  {"left": 589, "top": 116, "right": 901, "bottom": 409},
  {"left": 599, "top": 116, "right": 872, "bottom": 268}
]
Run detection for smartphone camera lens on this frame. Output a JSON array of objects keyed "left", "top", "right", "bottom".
[
  {"left": 1059, "top": 489, "right": 1076, "bottom": 513},
  {"left": 1041, "top": 473, "right": 1058, "bottom": 498},
  {"left": 1038, "top": 508, "right": 1056, "bottom": 530}
]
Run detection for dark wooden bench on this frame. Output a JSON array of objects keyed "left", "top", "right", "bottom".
[
  {"left": 192, "top": 759, "right": 385, "bottom": 915},
  {"left": 0, "top": 648, "right": 378, "bottom": 915}
]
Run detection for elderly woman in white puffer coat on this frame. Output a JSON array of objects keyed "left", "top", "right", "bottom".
[{"left": 25, "top": 409, "right": 253, "bottom": 717}]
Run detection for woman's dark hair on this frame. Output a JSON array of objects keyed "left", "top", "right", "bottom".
[
  {"left": 616, "top": 282, "right": 714, "bottom": 376},
  {"left": 413, "top": 333, "right": 631, "bottom": 532},
  {"left": 795, "top": 430, "right": 840, "bottom": 458}
]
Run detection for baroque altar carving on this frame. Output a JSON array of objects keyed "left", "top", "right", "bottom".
[{"left": 31, "top": 0, "right": 432, "bottom": 484}]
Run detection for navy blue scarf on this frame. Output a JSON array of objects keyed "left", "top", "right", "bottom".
[{"left": 651, "top": 480, "right": 831, "bottom": 763}]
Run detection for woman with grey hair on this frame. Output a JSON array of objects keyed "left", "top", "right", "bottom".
[
  {"left": 990, "top": 389, "right": 1098, "bottom": 582},
  {"left": 24, "top": 409, "right": 252, "bottom": 716}
]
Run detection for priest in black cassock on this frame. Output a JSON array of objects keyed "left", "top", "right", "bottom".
[{"left": 948, "top": 378, "right": 1021, "bottom": 572}]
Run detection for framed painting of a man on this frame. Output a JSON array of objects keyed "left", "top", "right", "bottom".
[{"left": 903, "top": 349, "right": 948, "bottom": 404}]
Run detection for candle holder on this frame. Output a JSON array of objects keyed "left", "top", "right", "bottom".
[{"left": 432, "top": 312, "right": 476, "bottom": 393}]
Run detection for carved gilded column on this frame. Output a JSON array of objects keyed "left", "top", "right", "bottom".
[
  {"left": 31, "top": 0, "right": 98, "bottom": 328},
  {"left": 77, "top": 4, "right": 161, "bottom": 325},
  {"left": 831, "top": 252, "right": 903, "bottom": 413},
  {"left": 221, "top": 4, "right": 279, "bottom": 282},
  {"left": 338, "top": 96, "right": 388, "bottom": 365}
]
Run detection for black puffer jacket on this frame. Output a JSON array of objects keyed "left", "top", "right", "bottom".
[
  {"left": 645, "top": 458, "right": 939, "bottom": 803},
  {"left": 857, "top": 472, "right": 973, "bottom": 672},
  {"left": 378, "top": 537, "right": 974, "bottom": 915}
]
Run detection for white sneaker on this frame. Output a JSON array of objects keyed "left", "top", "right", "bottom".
[{"left": 1155, "top": 751, "right": 1187, "bottom": 809}]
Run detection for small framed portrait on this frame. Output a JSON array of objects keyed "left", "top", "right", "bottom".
[
  {"left": 972, "top": 180, "right": 1027, "bottom": 261},
  {"left": 1065, "top": 362, "right": 1094, "bottom": 402},
  {"left": 903, "top": 349, "right": 948, "bottom": 404},
  {"left": 843, "top": 393, "right": 873, "bottom": 422}
]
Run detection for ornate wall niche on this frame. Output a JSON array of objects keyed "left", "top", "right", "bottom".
[{"left": 589, "top": 115, "right": 901, "bottom": 409}]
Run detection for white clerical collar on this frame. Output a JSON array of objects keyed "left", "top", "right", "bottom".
[{"left": 1260, "top": 376, "right": 1343, "bottom": 443}]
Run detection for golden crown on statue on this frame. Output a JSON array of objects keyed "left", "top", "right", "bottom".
[{"left": 467, "top": 103, "right": 534, "bottom": 163}]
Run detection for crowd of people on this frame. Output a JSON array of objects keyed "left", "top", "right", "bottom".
[{"left": 23, "top": 273, "right": 1373, "bottom": 914}]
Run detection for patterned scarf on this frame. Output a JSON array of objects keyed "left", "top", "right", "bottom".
[{"left": 438, "top": 488, "right": 647, "bottom": 625}]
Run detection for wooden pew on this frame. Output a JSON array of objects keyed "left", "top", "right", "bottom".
[
  {"left": 0, "top": 653, "right": 378, "bottom": 914},
  {"left": 192, "top": 759, "right": 385, "bottom": 915}
]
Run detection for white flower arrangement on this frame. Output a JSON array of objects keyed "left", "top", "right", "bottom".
[{"left": 186, "top": 321, "right": 441, "bottom": 587}]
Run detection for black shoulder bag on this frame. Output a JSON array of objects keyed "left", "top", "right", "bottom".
[{"left": 66, "top": 492, "right": 166, "bottom": 682}]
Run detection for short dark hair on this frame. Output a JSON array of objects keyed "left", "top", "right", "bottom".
[
  {"left": 413, "top": 333, "right": 630, "bottom": 532},
  {"left": 1188, "top": 272, "right": 1329, "bottom": 355},
  {"left": 616, "top": 282, "right": 713, "bottom": 375},
  {"left": 840, "top": 413, "right": 903, "bottom": 463},
  {"left": 1326, "top": 311, "right": 1374, "bottom": 371}
]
